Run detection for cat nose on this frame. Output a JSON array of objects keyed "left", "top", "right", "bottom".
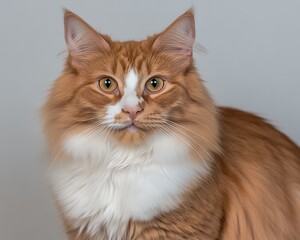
[{"left": 122, "top": 104, "right": 144, "bottom": 120}]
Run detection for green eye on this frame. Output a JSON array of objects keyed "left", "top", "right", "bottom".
[
  {"left": 145, "top": 78, "right": 164, "bottom": 93},
  {"left": 98, "top": 78, "right": 118, "bottom": 93}
]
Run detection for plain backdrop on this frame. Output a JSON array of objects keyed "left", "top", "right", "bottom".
[{"left": 0, "top": 0, "right": 299, "bottom": 239}]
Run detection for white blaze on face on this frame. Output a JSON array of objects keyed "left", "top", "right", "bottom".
[
  {"left": 103, "top": 69, "right": 140, "bottom": 127},
  {"left": 123, "top": 69, "right": 139, "bottom": 107}
]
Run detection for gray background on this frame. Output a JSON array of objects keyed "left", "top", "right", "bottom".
[{"left": 0, "top": 0, "right": 299, "bottom": 239}]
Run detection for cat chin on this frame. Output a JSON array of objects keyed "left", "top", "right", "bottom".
[
  {"left": 127, "top": 125, "right": 138, "bottom": 133},
  {"left": 110, "top": 127, "right": 151, "bottom": 147}
]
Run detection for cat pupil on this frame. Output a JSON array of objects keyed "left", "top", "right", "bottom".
[
  {"left": 105, "top": 79, "right": 111, "bottom": 88},
  {"left": 151, "top": 79, "right": 158, "bottom": 88}
]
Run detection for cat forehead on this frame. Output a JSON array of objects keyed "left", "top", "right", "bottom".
[
  {"left": 112, "top": 39, "right": 154, "bottom": 57},
  {"left": 89, "top": 39, "right": 167, "bottom": 87},
  {"left": 107, "top": 40, "right": 155, "bottom": 74}
]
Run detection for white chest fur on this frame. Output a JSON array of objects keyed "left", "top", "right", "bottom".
[{"left": 50, "top": 133, "right": 208, "bottom": 239}]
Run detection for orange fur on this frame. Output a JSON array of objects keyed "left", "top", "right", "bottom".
[{"left": 41, "top": 10, "right": 300, "bottom": 240}]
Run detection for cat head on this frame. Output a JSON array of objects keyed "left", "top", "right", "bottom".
[{"left": 42, "top": 9, "right": 219, "bottom": 157}]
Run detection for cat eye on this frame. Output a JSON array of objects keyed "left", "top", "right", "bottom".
[
  {"left": 98, "top": 78, "right": 118, "bottom": 93},
  {"left": 145, "top": 77, "right": 165, "bottom": 93}
]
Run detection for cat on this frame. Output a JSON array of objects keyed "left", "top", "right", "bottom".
[{"left": 41, "top": 9, "right": 300, "bottom": 240}]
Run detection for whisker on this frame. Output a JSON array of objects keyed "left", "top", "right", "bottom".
[
  {"left": 45, "top": 122, "right": 104, "bottom": 177},
  {"left": 148, "top": 122, "right": 212, "bottom": 175},
  {"left": 155, "top": 118, "right": 218, "bottom": 148},
  {"left": 148, "top": 123, "right": 211, "bottom": 183},
  {"left": 161, "top": 120, "right": 212, "bottom": 157}
]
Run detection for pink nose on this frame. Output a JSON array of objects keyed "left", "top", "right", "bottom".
[{"left": 122, "top": 105, "right": 143, "bottom": 120}]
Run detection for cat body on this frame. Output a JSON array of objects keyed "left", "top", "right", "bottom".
[{"left": 42, "top": 10, "right": 300, "bottom": 240}]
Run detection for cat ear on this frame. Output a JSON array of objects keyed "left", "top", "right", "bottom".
[
  {"left": 152, "top": 10, "right": 195, "bottom": 69},
  {"left": 64, "top": 10, "right": 110, "bottom": 68}
]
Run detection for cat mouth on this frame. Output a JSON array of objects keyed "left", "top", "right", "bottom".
[{"left": 117, "top": 121, "right": 141, "bottom": 132}]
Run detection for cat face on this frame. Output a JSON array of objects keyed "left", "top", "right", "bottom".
[{"left": 43, "top": 10, "right": 219, "bottom": 151}]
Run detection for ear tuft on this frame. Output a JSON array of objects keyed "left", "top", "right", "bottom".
[{"left": 63, "top": 9, "right": 110, "bottom": 68}]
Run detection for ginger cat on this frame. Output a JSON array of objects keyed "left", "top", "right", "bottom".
[{"left": 41, "top": 9, "right": 300, "bottom": 240}]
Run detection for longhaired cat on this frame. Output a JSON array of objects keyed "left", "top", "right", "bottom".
[{"left": 41, "top": 9, "right": 300, "bottom": 240}]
